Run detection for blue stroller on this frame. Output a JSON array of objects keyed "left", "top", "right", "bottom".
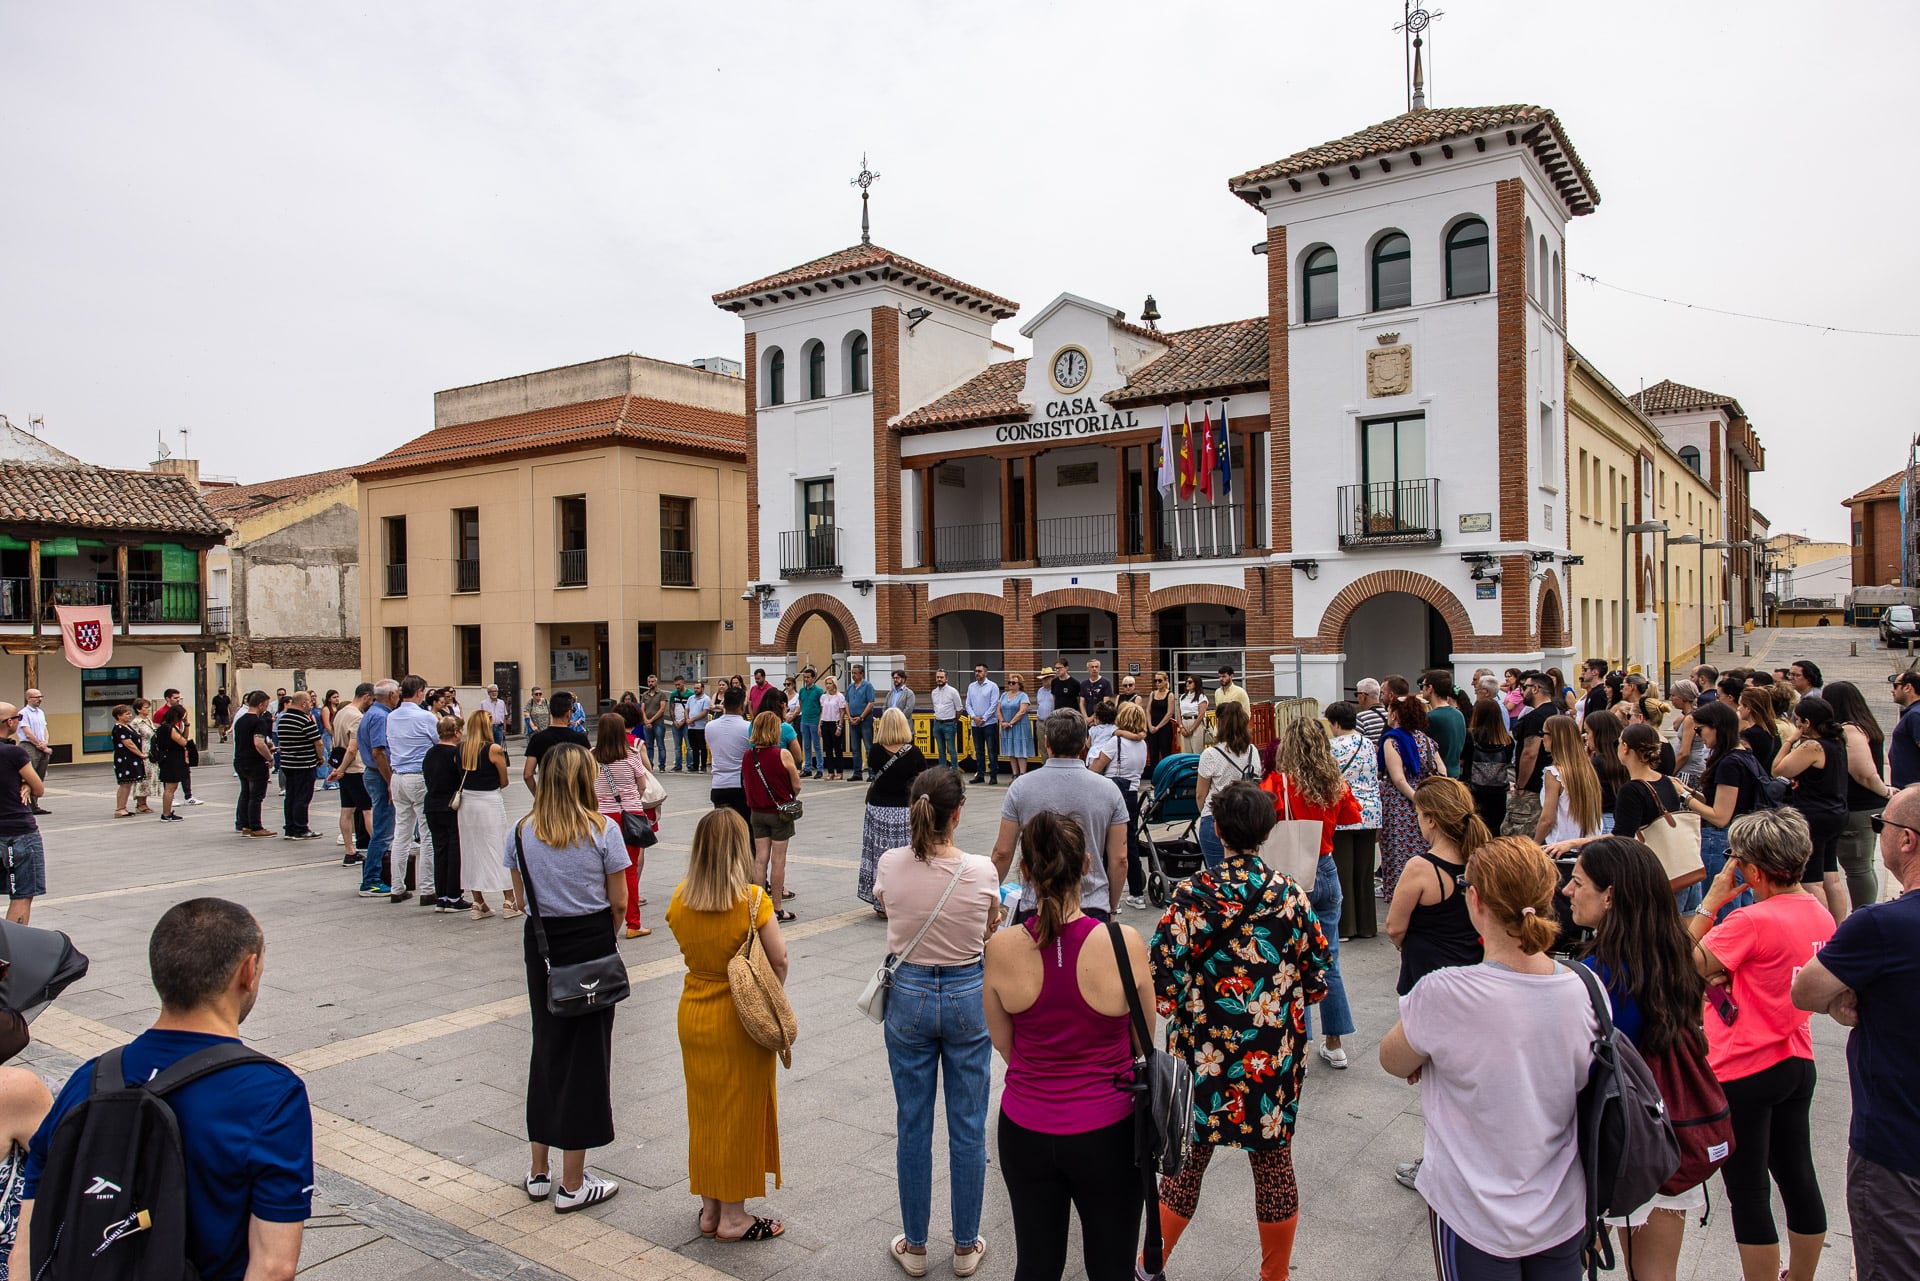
[{"left": 1138, "top": 753, "right": 1204, "bottom": 907}]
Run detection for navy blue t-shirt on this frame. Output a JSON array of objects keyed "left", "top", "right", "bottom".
[
  {"left": 1582, "top": 956, "right": 1645, "bottom": 1048},
  {"left": 1816, "top": 890, "right": 1920, "bottom": 1179},
  {"left": 22, "top": 1030, "right": 313, "bottom": 1281},
  {"left": 1890, "top": 703, "right": 1920, "bottom": 790}
]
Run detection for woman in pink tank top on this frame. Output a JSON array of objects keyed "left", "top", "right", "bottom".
[{"left": 984, "top": 812, "right": 1154, "bottom": 1281}]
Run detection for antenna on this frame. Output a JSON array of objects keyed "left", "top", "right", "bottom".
[{"left": 178, "top": 426, "right": 192, "bottom": 459}]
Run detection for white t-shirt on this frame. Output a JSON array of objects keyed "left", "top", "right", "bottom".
[
  {"left": 1092, "top": 733, "right": 1147, "bottom": 786},
  {"left": 705, "top": 714, "right": 752, "bottom": 789},
  {"left": 1399, "top": 962, "right": 1598, "bottom": 1257},
  {"left": 1197, "top": 743, "right": 1262, "bottom": 817}
]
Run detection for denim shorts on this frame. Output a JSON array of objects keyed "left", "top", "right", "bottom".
[{"left": 0, "top": 832, "right": 47, "bottom": 900}]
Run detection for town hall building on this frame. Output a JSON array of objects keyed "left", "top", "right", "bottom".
[{"left": 716, "top": 102, "right": 1601, "bottom": 705}]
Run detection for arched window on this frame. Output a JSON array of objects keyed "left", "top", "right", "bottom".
[
  {"left": 1445, "top": 218, "right": 1490, "bottom": 298},
  {"left": 1371, "top": 232, "right": 1411, "bottom": 311},
  {"left": 1302, "top": 246, "right": 1338, "bottom": 321},
  {"left": 846, "top": 331, "right": 870, "bottom": 393},
  {"left": 1524, "top": 219, "right": 1535, "bottom": 298},
  {"left": 804, "top": 340, "right": 826, "bottom": 399},
  {"left": 766, "top": 347, "right": 785, "bottom": 406},
  {"left": 1537, "top": 235, "right": 1550, "bottom": 304},
  {"left": 1550, "top": 252, "right": 1562, "bottom": 322},
  {"left": 1678, "top": 445, "right": 1701, "bottom": 476}
]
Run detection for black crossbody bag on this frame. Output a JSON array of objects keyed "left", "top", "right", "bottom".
[
  {"left": 1106, "top": 922, "right": 1195, "bottom": 1280},
  {"left": 513, "top": 825, "right": 630, "bottom": 1017}
]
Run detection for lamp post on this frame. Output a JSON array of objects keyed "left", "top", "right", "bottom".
[
  {"left": 1625, "top": 519, "right": 1668, "bottom": 680},
  {"left": 1722, "top": 539, "right": 1752, "bottom": 652},
  {"left": 1670, "top": 533, "right": 1702, "bottom": 685},
  {"left": 1701, "top": 539, "right": 1732, "bottom": 661}
]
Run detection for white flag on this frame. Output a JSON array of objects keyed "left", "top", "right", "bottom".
[{"left": 1157, "top": 406, "right": 1175, "bottom": 497}]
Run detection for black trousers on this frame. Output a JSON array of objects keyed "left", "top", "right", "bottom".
[
  {"left": 1119, "top": 782, "right": 1144, "bottom": 896},
  {"left": 1720, "top": 1056, "right": 1825, "bottom": 1246},
  {"left": 282, "top": 772, "right": 316, "bottom": 836},
  {"left": 711, "top": 787, "right": 750, "bottom": 828},
  {"left": 688, "top": 727, "right": 707, "bottom": 771},
  {"left": 997, "top": 1111, "right": 1141, "bottom": 1281},
  {"left": 235, "top": 770, "right": 269, "bottom": 832},
  {"left": 425, "top": 810, "right": 462, "bottom": 901}
]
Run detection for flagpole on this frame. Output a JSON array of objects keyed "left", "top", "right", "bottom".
[
  {"left": 1205, "top": 400, "right": 1220, "bottom": 556},
  {"left": 1222, "top": 396, "right": 1237, "bottom": 555},
  {"left": 1161, "top": 405, "right": 1181, "bottom": 558}
]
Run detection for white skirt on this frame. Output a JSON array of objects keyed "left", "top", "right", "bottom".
[
  {"left": 457, "top": 790, "right": 514, "bottom": 892},
  {"left": 1609, "top": 1182, "right": 1707, "bottom": 1229}
]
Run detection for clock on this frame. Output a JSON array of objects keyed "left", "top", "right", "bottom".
[{"left": 1050, "top": 346, "right": 1090, "bottom": 394}]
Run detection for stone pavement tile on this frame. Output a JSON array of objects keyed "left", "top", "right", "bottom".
[
  {"left": 299, "top": 1237, "right": 447, "bottom": 1279},
  {"left": 293, "top": 1220, "right": 385, "bottom": 1271}
]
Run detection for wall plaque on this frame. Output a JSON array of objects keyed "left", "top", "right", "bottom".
[
  {"left": 1366, "top": 344, "right": 1413, "bottom": 397},
  {"left": 1458, "top": 512, "right": 1492, "bottom": 533},
  {"left": 1056, "top": 462, "right": 1100, "bottom": 487},
  {"left": 1476, "top": 582, "right": 1497, "bottom": 600}
]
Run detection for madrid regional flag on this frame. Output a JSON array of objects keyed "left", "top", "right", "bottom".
[{"left": 55, "top": 605, "right": 115, "bottom": 669}]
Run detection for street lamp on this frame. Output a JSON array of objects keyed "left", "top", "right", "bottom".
[
  {"left": 1625, "top": 516, "right": 1668, "bottom": 679},
  {"left": 1701, "top": 539, "right": 1733, "bottom": 661}
]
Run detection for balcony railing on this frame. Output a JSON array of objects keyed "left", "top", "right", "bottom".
[
  {"left": 40, "top": 579, "right": 117, "bottom": 620},
  {"left": 0, "top": 579, "right": 29, "bottom": 623},
  {"left": 558, "top": 547, "right": 587, "bottom": 586},
  {"left": 660, "top": 548, "right": 693, "bottom": 587},
  {"left": 455, "top": 558, "right": 481, "bottom": 593},
  {"left": 933, "top": 522, "right": 1002, "bottom": 573},
  {"left": 385, "top": 564, "right": 408, "bottom": 597},
  {"left": 208, "top": 605, "right": 231, "bottom": 635},
  {"left": 1338, "top": 479, "right": 1441, "bottom": 547},
  {"left": 1038, "top": 513, "right": 1116, "bottom": 568},
  {"left": 1156, "top": 502, "right": 1249, "bottom": 560},
  {"left": 125, "top": 581, "right": 201, "bottom": 625},
  {"left": 780, "top": 526, "right": 842, "bottom": 578}
]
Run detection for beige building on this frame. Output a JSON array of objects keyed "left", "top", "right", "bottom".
[
  {"left": 1567, "top": 351, "right": 1727, "bottom": 684},
  {"left": 354, "top": 355, "right": 751, "bottom": 720}
]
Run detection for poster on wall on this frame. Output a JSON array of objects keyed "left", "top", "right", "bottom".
[
  {"left": 81, "top": 666, "right": 142, "bottom": 754},
  {"left": 660, "top": 649, "right": 708, "bottom": 681},
  {"left": 550, "top": 649, "right": 591, "bottom": 683}
]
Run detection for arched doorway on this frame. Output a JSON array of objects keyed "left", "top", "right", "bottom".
[
  {"left": 1343, "top": 592, "right": 1453, "bottom": 690},
  {"left": 935, "top": 610, "right": 1005, "bottom": 680},
  {"left": 1155, "top": 604, "right": 1246, "bottom": 691},
  {"left": 774, "top": 594, "right": 860, "bottom": 684},
  {"left": 1538, "top": 585, "right": 1565, "bottom": 650},
  {"left": 1037, "top": 607, "right": 1117, "bottom": 675}
]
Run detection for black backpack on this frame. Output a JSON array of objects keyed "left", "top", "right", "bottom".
[
  {"left": 1572, "top": 964, "right": 1680, "bottom": 1278},
  {"left": 30, "top": 1042, "right": 276, "bottom": 1281}
]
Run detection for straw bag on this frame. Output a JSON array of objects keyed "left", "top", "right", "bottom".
[
  {"left": 728, "top": 887, "right": 798, "bottom": 1067},
  {"left": 1632, "top": 779, "right": 1704, "bottom": 892},
  {"left": 1259, "top": 774, "right": 1323, "bottom": 884}
]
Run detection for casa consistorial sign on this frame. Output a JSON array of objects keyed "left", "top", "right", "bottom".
[{"left": 995, "top": 398, "right": 1144, "bottom": 444}]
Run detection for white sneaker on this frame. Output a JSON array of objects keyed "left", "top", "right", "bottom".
[
  {"left": 1319, "top": 1043, "right": 1350, "bottom": 1070},
  {"left": 183, "top": 797, "right": 204, "bottom": 806},
  {"left": 335, "top": 834, "right": 345, "bottom": 845},
  {"left": 524, "top": 1170, "right": 552, "bottom": 1201},
  {"left": 1395, "top": 1157, "right": 1423, "bottom": 1190},
  {"left": 1124, "top": 895, "right": 1150, "bottom": 911},
  {"left": 553, "top": 1172, "right": 619, "bottom": 1213}
]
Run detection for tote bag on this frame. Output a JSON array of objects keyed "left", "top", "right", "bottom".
[
  {"left": 1258, "top": 774, "right": 1323, "bottom": 885},
  {"left": 1630, "top": 779, "right": 1704, "bottom": 892}
]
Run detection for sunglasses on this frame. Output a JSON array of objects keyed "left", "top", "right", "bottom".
[{"left": 1871, "top": 813, "right": 1919, "bottom": 837}]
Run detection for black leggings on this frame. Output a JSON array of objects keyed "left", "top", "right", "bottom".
[
  {"left": 1120, "top": 783, "right": 1143, "bottom": 896},
  {"left": 1719, "top": 1057, "right": 1825, "bottom": 1246},
  {"left": 997, "top": 1111, "right": 1141, "bottom": 1281}
]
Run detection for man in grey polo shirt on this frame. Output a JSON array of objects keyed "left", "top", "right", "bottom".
[{"left": 991, "top": 708, "right": 1129, "bottom": 923}]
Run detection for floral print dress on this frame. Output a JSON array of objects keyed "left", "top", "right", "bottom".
[
  {"left": 1149, "top": 851, "right": 1330, "bottom": 1151},
  {"left": 1377, "top": 730, "right": 1440, "bottom": 900}
]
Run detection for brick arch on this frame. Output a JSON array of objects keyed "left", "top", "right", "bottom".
[
  {"left": 1147, "top": 582, "right": 1250, "bottom": 614},
  {"left": 1030, "top": 587, "right": 1122, "bottom": 615},
  {"left": 773, "top": 593, "right": 863, "bottom": 652},
  {"left": 926, "top": 593, "right": 1012, "bottom": 620},
  {"left": 1314, "top": 569, "right": 1477, "bottom": 653},
  {"left": 1536, "top": 570, "right": 1568, "bottom": 648}
]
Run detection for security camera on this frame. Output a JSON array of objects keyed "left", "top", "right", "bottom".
[{"left": 740, "top": 590, "right": 754, "bottom": 602}]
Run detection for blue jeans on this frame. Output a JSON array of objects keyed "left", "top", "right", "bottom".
[
  {"left": 970, "top": 723, "right": 998, "bottom": 781},
  {"left": 316, "top": 732, "right": 333, "bottom": 786},
  {"left": 851, "top": 717, "right": 875, "bottom": 775},
  {"left": 1199, "top": 814, "right": 1224, "bottom": 870},
  {"left": 931, "top": 720, "right": 960, "bottom": 769},
  {"left": 884, "top": 961, "right": 991, "bottom": 1251},
  {"left": 1693, "top": 823, "right": 1752, "bottom": 921},
  {"left": 671, "top": 724, "right": 689, "bottom": 769},
  {"left": 800, "top": 721, "right": 823, "bottom": 773},
  {"left": 362, "top": 771, "right": 394, "bottom": 891},
  {"left": 492, "top": 725, "right": 505, "bottom": 748},
  {"left": 1303, "top": 855, "right": 1355, "bottom": 1040},
  {"left": 645, "top": 721, "right": 667, "bottom": 765}
]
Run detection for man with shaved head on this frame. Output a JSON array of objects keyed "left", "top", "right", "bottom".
[
  {"left": 0, "top": 703, "right": 45, "bottom": 922},
  {"left": 1795, "top": 786, "right": 1920, "bottom": 1277}
]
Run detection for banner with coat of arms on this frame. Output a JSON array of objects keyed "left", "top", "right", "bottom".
[{"left": 54, "top": 605, "right": 115, "bottom": 669}]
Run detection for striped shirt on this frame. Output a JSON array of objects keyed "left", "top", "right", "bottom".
[{"left": 274, "top": 709, "right": 323, "bottom": 771}]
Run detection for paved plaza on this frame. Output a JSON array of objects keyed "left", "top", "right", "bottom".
[{"left": 12, "top": 626, "right": 1897, "bottom": 1279}]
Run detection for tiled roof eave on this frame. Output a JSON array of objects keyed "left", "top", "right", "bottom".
[
  {"left": 1104, "top": 378, "right": 1271, "bottom": 409},
  {"left": 893, "top": 404, "right": 1032, "bottom": 436}
]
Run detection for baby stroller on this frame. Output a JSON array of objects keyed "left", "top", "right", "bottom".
[{"left": 1138, "top": 753, "right": 1204, "bottom": 907}]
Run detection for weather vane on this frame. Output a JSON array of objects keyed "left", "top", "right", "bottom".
[
  {"left": 851, "top": 153, "right": 881, "bottom": 245},
  {"left": 1395, "top": 3, "right": 1443, "bottom": 112}
]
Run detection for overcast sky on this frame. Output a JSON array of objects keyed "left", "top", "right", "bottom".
[{"left": 4, "top": 1, "right": 1909, "bottom": 543}]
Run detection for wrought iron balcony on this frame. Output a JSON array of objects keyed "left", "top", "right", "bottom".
[
  {"left": 1155, "top": 502, "right": 1250, "bottom": 560},
  {"left": 39, "top": 579, "right": 117, "bottom": 620},
  {"left": 933, "top": 522, "right": 1002, "bottom": 573},
  {"left": 125, "top": 581, "right": 201, "bottom": 625},
  {"left": 660, "top": 548, "right": 693, "bottom": 587},
  {"left": 1037, "top": 513, "right": 1116, "bottom": 568},
  {"left": 385, "top": 563, "right": 408, "bottom": 597},
  {"left": 1338, "top": 479, "right": 1441, "bottom": 547},
  {"left": 455, "top": 558, "right": 481, "bottom": 593},
  {"left": 780, "top": 527, "right": 842, "bottom": 578},
  {"left": 208, "top": 605, "right": 231, "bottom": 635},
  {"left": 558, "top": 547, "right": 587, "bottom": 587}
]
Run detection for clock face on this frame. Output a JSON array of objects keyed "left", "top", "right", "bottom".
[{"left": 1052, "top": 347, "right": 1089, "bottom": 392}]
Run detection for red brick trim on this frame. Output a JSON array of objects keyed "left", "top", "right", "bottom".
[
  {"left": 926, "top": 592, "right": 1011, "bottom": 620},
  {"left": 744, "top": 332, "right": 759, "bottom": 582},
  {"left": 1146, "top": 582, "right": 1251, "bottom": 614},
  {"left": 1310, "top": 570, "right": 1477, "bottom": 656},
  {"left": 872, "top": 307, "right": 902, "bottom": 573},
  {"left": 1029, "top": 586, "right": 1123, "bottom": 616},
  {"left": 773, "top": 593, "right": 864, "bottom": 652},
  {"left": 1266, "top": 226, "right": 1290, "bottom": 553},
  {"left": 1495, "top": 179, "right": 1528, "bottom": 540},
  {"left": 1536, "top": 569, "right": 1568, "bottom": 649}
]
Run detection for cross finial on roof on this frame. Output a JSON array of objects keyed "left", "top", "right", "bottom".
[
  {"left": 850, "top": 153, "right": 881, "bottom": 245},
  {"left": 1394, "top": 4, "right": 1443, "bottom": 112}
]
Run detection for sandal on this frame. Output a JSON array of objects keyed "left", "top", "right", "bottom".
[
  {"left": 625, "top": 925, "right": 651, "bottom": 938},
  {"left": 501, "top": 901, "right": 524, "bottom": 918},
  {"left": 781, "top": 888, "right": 796, "bottom": 900},
  {"left": 471, "top": 904, "right": 494, "bottom": 920},
  {"left": 113, "top": 810, "right": 132, "bottom": 818},
  {"left": 717, "top": 1216, "right": 784, "bottom": 1242},
  {"left": 697, "top": 1211, "right": 717, "bottom": 1239},
  {"left": 775, "top": 909, "right": 796, "bottom": 923},
  {"left": 636, "top": 896, "right": 648, "bottom": 906}
]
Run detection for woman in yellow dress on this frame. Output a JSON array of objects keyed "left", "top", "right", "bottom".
[{"left": 666, "top": 808, "right": 791, "bottom": 1242}]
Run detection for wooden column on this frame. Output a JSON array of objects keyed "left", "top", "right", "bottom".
[
  {"left": 114, "top": 544, "right": 130, "bottom": 633},
  {"left": 22, "top": 652, "right": 37, "bottom": 692},
  {"left": 1113, "top": 445, "right": 1130, "bottom": 557},
  {"left": 27, "top": 539, "right": 41, "bottom": 637},
  {"left": 1000, "top": 457, "right": 1015, "bottom": 565},
  {"left": 1025, "top": 454, "right": 1040, "bottom": 566},
  {"left": 920, "top": 465, "right": 937, "bottom": 571}
]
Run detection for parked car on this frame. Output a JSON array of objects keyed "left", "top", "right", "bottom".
[{"left": 1881, "top": 604, "right": 1920, "bottom": 647}]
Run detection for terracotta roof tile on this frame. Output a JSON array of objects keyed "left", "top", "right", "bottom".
[
  {"left": 713, "top": 242, "right": 1019, "bottom": 319},
  {"left": 1230, "top": 105, "right": 1600, "bottom": 214},
  {"left": 894, "top": 361, "right": 1031, "bottom": 433},
  {"left": 204, "top": 467, "right": 358, "bottom": 517},
  {"left": 1105, "top": 318, "right": 1270, "bottom": 407},
  {"left": 1845, "top": 470, "right": 1905, "bottom": 506},
  {"left": 1627, "top": 379, "right": 1745, "bottom": 417},
  {"left": 0, "top": 462, "right": 228, "bottom": 540},
  {"left": 356, "top": 395, "right": 747, "bottom": 479}
]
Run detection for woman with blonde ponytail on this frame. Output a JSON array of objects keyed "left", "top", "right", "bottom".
[
  {"left": 1380, "top": 836, "right": 1600, "bottom": 1276},
  {"left": 871, "top": 767, "right": 1000, "bottom": 1276}
]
